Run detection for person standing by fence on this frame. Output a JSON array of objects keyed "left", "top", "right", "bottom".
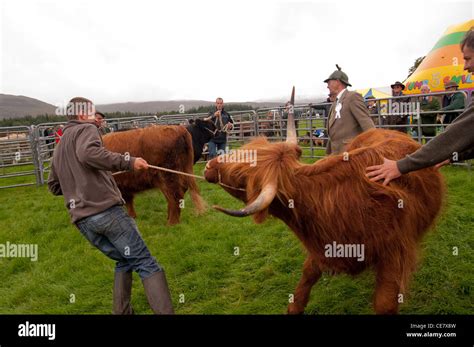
[
  {"left": 419, "top": 84, "right": 440, "bottom": 142},
  {"left": 441, "top": 81, "right": 465, "bottom": 124},
  {"left": 206, "top": 97, "right": 234, "bottom": 158},
  {"left": 54, "top": 125, "right": 64, "bottom": 144},
  {"left": 387, "top": 81, "right": 410, "bottom": 133},
  {"left": 365, "top": 96, "right": 380, "bottom": 125},
  {"left": 94, "top": 111, "right": 111, "bottom": 135}
]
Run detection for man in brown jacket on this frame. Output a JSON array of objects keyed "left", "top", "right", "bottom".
[
  {"left": 324, "top": 65, "right": 375, "bottom": 155},
  {"left": 48, "top": 97, "right": 174, "bottom": 314},
  {"left": 366, "top": 28, "right": 474, "bottom": 185}
]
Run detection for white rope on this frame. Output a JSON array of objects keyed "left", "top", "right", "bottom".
[
  {"left": 113, "top": 164, "right": 204, "bottom": 180},
  {"left": 112, "top": 164, "right": 246, "bottom": 192}
]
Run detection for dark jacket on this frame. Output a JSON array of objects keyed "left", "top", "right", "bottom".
[
  {"left": 48, "top": 120, "right": 136, "bottom": 223},
  {"left": 310, "top": 101, "right": 332, "bottom": 128},
  {"left": 208, "top": 109, "right": 234, "bottom": 144},
  {"left": 420, "top": 97, "right": 441, "bottom": 136},
  {"left": 397, "top": 99, "right": 474, "bottom": 174},
  {"left": 386, "top": 93, "right": 411, "bottom": 129},
  {"left": 442, "top": 92, "right": 465, "bottom": 124}
]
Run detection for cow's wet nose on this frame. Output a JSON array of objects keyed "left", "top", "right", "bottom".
[{"left": 204, "top": 167, "right": 218, "bottom": 183}]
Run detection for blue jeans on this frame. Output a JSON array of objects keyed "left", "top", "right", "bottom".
[
  {"left": 208, "top": 140, "right": 227, "bottom": 159},
  {"left": 76, "top": 205, "right": 162, "bottom": 279}
]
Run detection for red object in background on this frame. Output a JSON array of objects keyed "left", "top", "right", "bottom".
[{"left": 55, "top": 128, "right": 63, "bottom": 144}]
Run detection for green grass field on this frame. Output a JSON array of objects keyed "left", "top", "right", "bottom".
[{"left": 0, "top": 162, "right": 472, "bottom": 314}]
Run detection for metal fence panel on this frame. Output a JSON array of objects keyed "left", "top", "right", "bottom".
[
  {"left": 0, "top": 126, "right": 38, "bottom": 189},
  {"left": 0, "top": 91, "right": 470, "bottom": 189}
]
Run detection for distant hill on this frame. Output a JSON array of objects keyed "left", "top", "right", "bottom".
[
  {"left": 0, "top": 94, "right": 57, "bottom": 119},
  {"left": 0, "top": 94, "right": 288, "bottom": 120},
  {"left": 96, "top": 100, "right": 214, "bottom": 114},
  {"left": 95, "top": 100, "right": 285, "bottom": 114}
]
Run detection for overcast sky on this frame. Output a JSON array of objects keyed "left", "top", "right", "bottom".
[{"left": 1, "top": 0, "right": 473, "bottom": 105}]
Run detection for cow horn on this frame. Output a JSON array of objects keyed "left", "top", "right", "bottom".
[
  {"left": 286, "top": 86, "right": 297, "bottom": 145},
  {"left": 213, "top": 183, "right": 277, "bottom": 217}
]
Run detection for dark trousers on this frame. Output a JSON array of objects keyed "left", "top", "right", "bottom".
[{"left": 76, "top": 205, "right": 162, "bottom": 279}]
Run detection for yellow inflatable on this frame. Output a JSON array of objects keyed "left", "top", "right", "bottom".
[{"left": 404, "top": 20, "right": 474, "bottom": 94}]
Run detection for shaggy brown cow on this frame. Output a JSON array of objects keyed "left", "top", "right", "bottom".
[
  {"left": 103, "top": 125, "right": 205, "bottom": 225},
  {"left": 204, "top": 106, "right": 445, "bottom": 314}
]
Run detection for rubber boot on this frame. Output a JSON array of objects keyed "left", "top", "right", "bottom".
[
  {"left": 142, "top": 271, "right": 174, "bottom": 314},
  {"left": 113, "top": 271, "right": 134, "bottom": 314}
]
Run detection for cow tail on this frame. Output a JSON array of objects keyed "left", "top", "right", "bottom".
[
  {"left": 189, "top": 175, "right": 207, "bottom": 214},
  {"left": 183, "top": 134, "right": 207, "bottom": 214},
  {"left": 185, "top": 161, "right": 207, "bottom": 214}
]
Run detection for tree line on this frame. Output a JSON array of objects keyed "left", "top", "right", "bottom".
[{"left": 0, "top": 104, "right": 257, "bottom": 127}]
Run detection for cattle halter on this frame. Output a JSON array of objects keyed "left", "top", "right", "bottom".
[
  {"left": 217, "top": 170, "right": 246, "bottom": 192},
  {"left": 204, "top": 127, "right": 218, "bottom": 136}
]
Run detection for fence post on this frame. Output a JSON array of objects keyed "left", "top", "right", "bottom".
[
  {"left": 309, "top": 110, "right": 314, "bottom": 157},
  {"left": 29, "top": 125, "right": 43, "bottom": 186},
  {"left": 416, "top": 106, "right": 422, "bottom": 144},
  {"left": 278, "top": 109, "right": 284, "bottom": 141},
  {"left": 252, "top": 111, "right": 259, "bottom": 137}
]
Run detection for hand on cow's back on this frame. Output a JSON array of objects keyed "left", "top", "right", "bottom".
[{"left": 133, "top": 157, "right": 149, "bottom": 171}]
